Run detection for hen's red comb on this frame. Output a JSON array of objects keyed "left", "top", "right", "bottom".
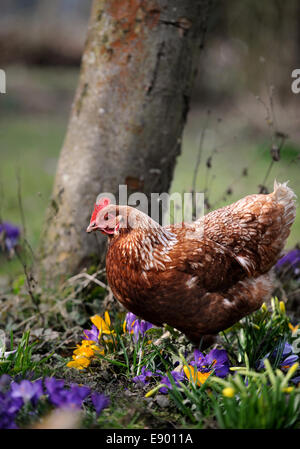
[{"left": 90, "top": 197, "right": 111, "bottom": 223}]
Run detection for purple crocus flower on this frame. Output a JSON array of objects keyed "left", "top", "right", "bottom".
[
  {"left": 48, "top": 383, "right": 90, "bottom": 410},
  {"left": 44, "top": 377, "right": 65, "bottom": 398},
  {"left": 0, "top": 390, "right": 23, "bottom": 429},
  {"left": 132, "top": 366, "right": 158, "bottom": 385},
  {"left": 0, "top": 390, "right": 23, "bottom": 415},
  {"left": 279, "top": 354, "right": 299, "bottom": 369},
  {"left": 257, "top": 342, "right": 299, "bottom": 371},
  {"left": 10, "top": 379, "right": 43, "bottom": 406},
  {"left": 132, "top": 320, "right": 153, "bottom": 342},
  {"left": 191, "top": 348, "right": 230, "bottom": 378},
  {"left": 45, "top": 377, "right": 91, "bottom": 410},
  {"left": 70, "top": 384, "right": 90, "bottom": 402},
  {"left": 0, "top": 376, "right": 110, "bottom": 428},
  {"left": 63, "top": 384, "right": 91, "bottom": 409},
  {"left": 276, "top": 249, "right": 300, "bottom": 275},
  {"left": 159, "top": 370, "right": 185, "bottom": 394},
  {"left": 124, "top": 312, "right": 154, "bottom": 342},
  {"left": 83, "top": 324, "right": 99, "bottom": 342},
  {"left": 125, "top": 312, "right": 136, "bottom": 330},
  {"left": 291, "top": 376, "right": 300, "bottom": 386},
  {"left": 0, "top": 411, "right": 18, "bottom": 429},
  {"left": 0, "top": 222, "right": 20, "bottom": 253},
  {"left": 91, "top": 392, "right": 110, "bottom": 416},
  {"left": 45, "top": 377, "right": 71, "bottom": 409}
]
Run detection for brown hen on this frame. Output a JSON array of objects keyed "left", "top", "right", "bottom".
[{"left": 86, "top": 181, "right": 296, "bottom": 347}]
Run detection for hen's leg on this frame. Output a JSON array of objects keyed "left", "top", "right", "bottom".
[
  {"left": 183, "top": 331, "right": 217, "bottom": 349},
  {"left": 198, "top": 334, "right": 217, "bottom": 351}
]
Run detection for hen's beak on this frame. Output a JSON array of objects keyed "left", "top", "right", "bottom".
[{"left": 86, "top": 223, "right": 97, "bottom": 233}]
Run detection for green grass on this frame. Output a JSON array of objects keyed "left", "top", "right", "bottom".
[
  {"left": 219, "top": 298, "right": 291, "bottom": 369},
  {"left": 0, "top": 116, "right": 66, "bottom": 247},
  {"left": 209, "top": 363, "right": 300, "bottom": 429},
  {"left": 0, "top": 66, "right": 77, "bottom": 278},
  {"left": 0, "top": 115, "right": 67, "bottom": 278},
  {"left": 0, "top": 330, "right": 53, "bottom": 378}
]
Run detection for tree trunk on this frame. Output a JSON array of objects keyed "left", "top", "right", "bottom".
[{"left": 39, "top": 0, "right": 209, "bottom": 284}]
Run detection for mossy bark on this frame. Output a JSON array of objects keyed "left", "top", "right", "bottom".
[{"left": 39, "top": 0, "right": 210, "bottom": 284}]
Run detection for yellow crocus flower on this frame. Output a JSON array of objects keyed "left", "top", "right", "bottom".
[
  {"left": 104, "top": 310, "right": 111, "bottom": 327},
  {"left": 67, "top": 355, "right": 91, "bottom": 370},
  {"left": 183, "top": 365, "right": 211, "bottom": 386},
  {"left": 282, "top": 386, "right": 294, "bottom": 394},
  {"left": 91, "top": 311, "right": 115, "bottom": 336},
  {"left": 288, "top": 322, "right": 299, "bottom": 334},
  {"left": 222, "top": 387, "right": 235, "bottom": 398},
  {"left": 261, "top": 303, "right": 268, "bottom": 312},
  {"left": 74, "top": 344, "right": 95, "bottom": 358},
  {"left": 279, "top": 301, "right": 286, "bottom": 314}
]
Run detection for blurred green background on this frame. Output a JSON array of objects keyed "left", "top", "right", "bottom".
[{"left": 0, "top": 0, "right": 299, "bottom": 279}]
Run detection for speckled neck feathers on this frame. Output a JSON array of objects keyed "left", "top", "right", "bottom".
[{"left": 112, "top": 223, "right": 177, "bottom": 271}]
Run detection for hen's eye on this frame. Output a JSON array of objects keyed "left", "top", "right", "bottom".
[{"left": 104, "top": 213, "right": 109, "bottom": 221}]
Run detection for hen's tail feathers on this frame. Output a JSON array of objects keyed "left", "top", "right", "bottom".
[
  {"left": 273, "top": 180, "right": 297, "bottom": 228},
  {"left": 266, "top": 180, "right": 297, "bottom": 269}
]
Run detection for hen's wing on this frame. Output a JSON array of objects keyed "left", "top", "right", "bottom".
[
  {"left": 166, "top": 223, "right": 246, "bottom": 291},
  {"left": 194, "top": 181, "right": 296, "bottom": 277}
]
